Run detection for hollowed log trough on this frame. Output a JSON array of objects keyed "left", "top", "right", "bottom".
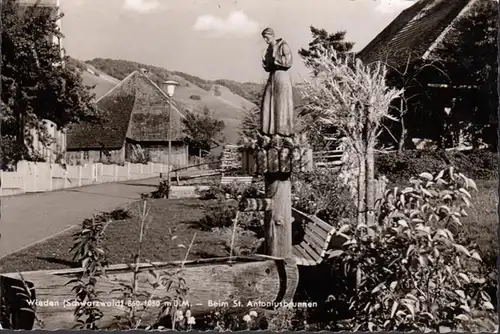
[{"left": 0, "top": 256, "right": 298, "bottom": 330}]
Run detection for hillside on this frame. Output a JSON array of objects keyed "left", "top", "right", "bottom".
[
  {"left": 85, "top": 58, "right": 262, "bottom": 144},
  {"left": 67, "top": 57, "right": 121, "bottom": 100}
]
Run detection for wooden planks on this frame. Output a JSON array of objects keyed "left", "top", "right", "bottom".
[
  {"left": 220, "top": 176, "right": 253, "bottom": 185},
  {"left": 1, "top": 257, "right": 299, "bottom": 330},
  {"left": 291, "top": 208, "right": 338, "bottom": 267}
]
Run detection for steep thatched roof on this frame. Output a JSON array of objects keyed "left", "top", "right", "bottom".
[
  {"left": 357, "top": 0, "right": 475, "bottom": 68},
  {"left": 66, "top": 71, "right": 185, "bottom": 150}
]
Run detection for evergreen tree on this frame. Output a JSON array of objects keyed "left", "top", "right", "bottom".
[{"left": 299, "top": 26, "right": 355, "bottom": 74}]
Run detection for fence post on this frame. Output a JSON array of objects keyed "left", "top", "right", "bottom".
[
  {"left": 99, "top": 163, "right": 104, "bottom": 183},
  {"left": 114, "top": 165, "right": 119, "bottom": 181},
  {"left": 149, "top": 162, "right": 155, "bottom": 176},
  {"left": 48, "top": 164, "right": 53, "bottom": 191},
  {"left": 126, "top": 162, "right": 131, "bottom": 180},
  {"left": 78, "top": 165, "right": 83, "bottom": 187}
]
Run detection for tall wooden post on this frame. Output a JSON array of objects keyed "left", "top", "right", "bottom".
[{"left": 264, "top": 171, "right": 292, "bottom": 257}]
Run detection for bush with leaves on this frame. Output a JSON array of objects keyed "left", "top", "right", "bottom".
[
  {"left": 196, "top": 181, "right": 262, "bottom": 201},
  {"left": 325, "top": 167, "right": 496, "bottom": 332},
  {"left": 292, "top": 170, "right": 356, "bottom": 223},
  {"left": 375, "top": 149, "right": 498, "bottom": 183},
  {"left": 196, "top": 181, "right": 264, "bottom": 236},
  {"left": 68, "top": 215, "right": 111, "bottom": 329},
  {"left": 149, "top": 180, "right": 170, "bottom": 199}
]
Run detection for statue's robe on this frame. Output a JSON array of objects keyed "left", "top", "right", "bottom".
[{"left": 261, "top": 38, "right": 294, "bottom": 137}]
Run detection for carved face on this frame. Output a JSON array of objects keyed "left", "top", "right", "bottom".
[{"left": 262, "top": 33, "right": 274, "bottom": 44}]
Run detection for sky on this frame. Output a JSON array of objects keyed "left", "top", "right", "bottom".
[{"left": 60, "top": 0, "right": 418, "bottom": 83}]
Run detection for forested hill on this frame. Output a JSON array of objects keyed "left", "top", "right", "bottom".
[{"left": 86, "top": 58, "right": 264, "bottom": 103}]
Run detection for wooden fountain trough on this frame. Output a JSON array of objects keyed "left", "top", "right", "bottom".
[{"left": 0, "top": 256, "right": 298, "bottom": 330}]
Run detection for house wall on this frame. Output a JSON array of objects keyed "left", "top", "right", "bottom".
[{"left": 66, "top": 147, "right": 126, "bottom": 165}]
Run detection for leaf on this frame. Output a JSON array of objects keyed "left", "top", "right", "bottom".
[
  {"left": 467, "top": 178, "right": 478, "bottom": 191},
  {"left": 337, "top": 224, "right": 350, "bottom": 234},
  {"left": 458, "top": 273, "right": 470, "bottom": 283},
  {"left": 390, "top": 300, "right": 399, "bottom": 318},
  {"left": 371, "top": 282, "right": 385, "bottom": 294},
  {"left": 397, "top": 220, "right": 408, "bottom": 227},
  {"left": 455, "top": 289, "right": 466, "bottom": 299},
  {"left": 454, "top": 244, "right": 471, "bottom": 257},
  {"left": 455, "top": 314, "right": 469, "bottom": 321},
  {"left": 418, "top": 255, "right": 428, "bottom": 268},
  {"left": 482, "top": 301, "right": 495, "bottom": 310},
  {"left": 327, "top": 250, "right": 344, "bottom": 258},
  {"left": 460, "top": 304, "right": 471, "bottom": 313},
  {"left": 470, "top": 251, "right": 482, "bottom": 262},
  {"left": 419, "top": 172, "right": 433, "bottom": 181},
  {"left": 436, "top": 169, "right": 445, "bottom": 180},
  {"left": 421, "top": 188, "right": 433, "bottom": 197},
  {"left": 389, "top": 281, "right": 397, "bottom": 291},
  {"left": 458, "top": 188, "right": 472, "bottom": 199},
  {"left": 402, "top": 302, "right": 415, "bottom": 318},
  {"left": 368, "top": 322, "right": 375, "bottom": 331}
]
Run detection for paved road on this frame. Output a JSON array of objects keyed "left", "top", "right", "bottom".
[{"left": 0, "top": 178, "right": 161, "bottom": 258}]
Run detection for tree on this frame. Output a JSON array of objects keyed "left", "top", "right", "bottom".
[
  {"left": 301, "top": 47, "right": 402, "bottom": 226},
  {"left": 238, "top": 87, "right": 263, "bottom": 144},
  {"left": 1, "top": 0, "right": 100, "bottom": 167},
  {"left": 299, "top": 26, "right": 354, "bottom": 75},
  {"left": 298, "top": 26, "right": 355, "bottom": 150},
  {"left": 182, "top": 106, "right": 225, "bottom": 157},
  {"left": 384, "top": 55, "right": 447, "bottom": 153},
  {"left": 432, "top": 0, "right": 498, "bottom": 150}
]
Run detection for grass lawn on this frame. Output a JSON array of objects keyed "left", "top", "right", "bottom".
[
  {"left": 461, "top": 179, "right": 498, "bottom": 267},
  {"left": 0, "top": 198, "right": 253, "bottom": 273}
]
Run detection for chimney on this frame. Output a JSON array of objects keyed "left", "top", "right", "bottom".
[{"left": 139, "top": 68, "right": 149, "bottom": 75}]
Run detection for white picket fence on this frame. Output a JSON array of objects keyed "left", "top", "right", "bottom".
[{"left": 0, "top": 160, "right": 171, "bottom": 196}]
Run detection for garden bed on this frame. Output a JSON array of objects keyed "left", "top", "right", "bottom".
[{"left": 0, "top": 198, "right": 257, "bottom": 273}]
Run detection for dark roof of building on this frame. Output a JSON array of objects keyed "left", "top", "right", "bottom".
[
  {"left": 357, "top": 0, "right": 474, "bottom": 68},
  {"left": 66, "top": 71, "right": 185, "bottom": 150}
]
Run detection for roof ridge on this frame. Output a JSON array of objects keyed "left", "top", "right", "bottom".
[
  {"left": 96, "top": 70, "right": 138, "bottom": 103},
  {"left": 423, "top": 0, "right": 477, "bottom": 59},
  {"left": 137, "top": 72, "right": 187, "bottom": 120}
]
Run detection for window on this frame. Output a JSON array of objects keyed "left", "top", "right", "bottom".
[{"left": 83, "top": 151, "right": 89, "bottom": 160}]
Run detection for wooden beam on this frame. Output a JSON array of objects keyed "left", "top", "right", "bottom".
[
  {"left": 264, "top": 172, "right": 293, "bottom": 258},
  {"left": 427, "top": 83, "right": 480, "bottom": 89},
  {"left": 1, "top": 257, "right": 298, "bottom": 330},
  {"left": 239, "top": 198, "right": 273, "bottom": 212}
]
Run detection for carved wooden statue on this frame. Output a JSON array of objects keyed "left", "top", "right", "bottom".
[{"left": 260, "top": 27, "right": 294, "bottom": 137}]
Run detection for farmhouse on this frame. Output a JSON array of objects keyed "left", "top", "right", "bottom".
[
  {"left": 66, "top": 70, "right": 189, "bottom": 167},
  {"left": 357, "top": 0, "right": 497, "bottom": 149}
]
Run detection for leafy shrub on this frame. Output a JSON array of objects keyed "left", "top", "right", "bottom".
[
  {"left": 198, "top": 197, "right": 238, "bottom": 230},
  {"left": 196, "top": 182, "right": 265, "bottom": 235},
  {"left": 292, "top": 170, "right": 356, "bottom": 224},
  {"left": 324, "top": 167, "right": 496, "bottom": 332},
  {"left": 376, "top": 149, "right": 498, "bottom": 183},
  {"left": 196, "top": 181, "right": 262, "bottom": 201},
  {"left": 149, "top": 180, "right": 170, "bottom": 199}
]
